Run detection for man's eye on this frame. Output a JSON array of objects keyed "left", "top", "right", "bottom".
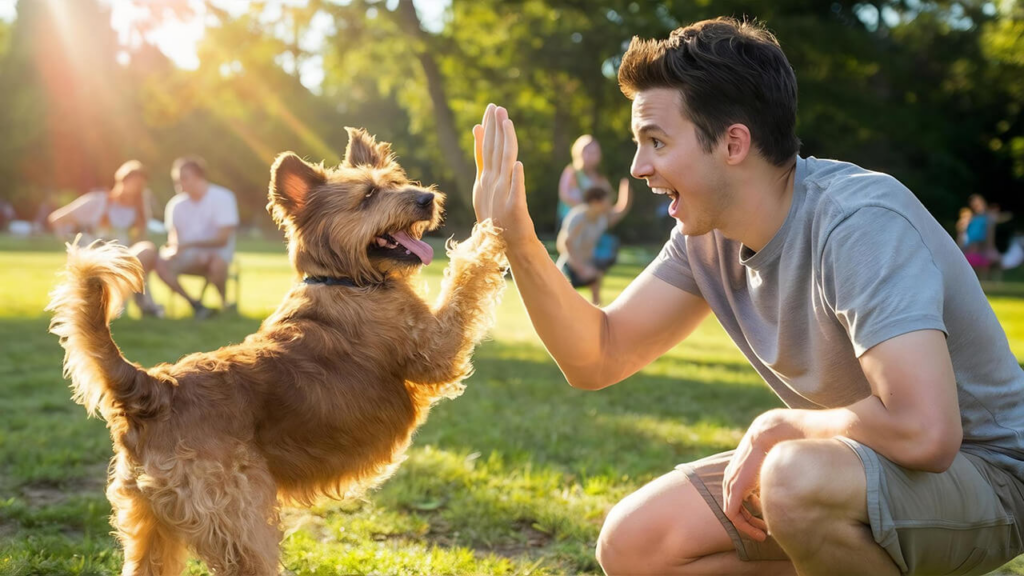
[{"left": 652, "top": 138, "right": 664, "bottom": 149}]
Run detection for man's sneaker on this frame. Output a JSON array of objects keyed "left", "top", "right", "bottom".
[
  {"left": 193, "top": 303, "right": 215, "bottom": 320},
  {"left": 140, "top": 303, "right": 165, "bottom": 318}
]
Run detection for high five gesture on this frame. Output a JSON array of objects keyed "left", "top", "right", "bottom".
[{"left": 472, "top": 104, "right": 534, "bottom": 244}]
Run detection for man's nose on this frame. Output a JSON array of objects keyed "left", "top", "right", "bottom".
[
  {"left": 416, "top": 192, "right": 435, "bottom": 207},
  {"left": 630, "top": 150, "right": 650, "bottom": 180}
]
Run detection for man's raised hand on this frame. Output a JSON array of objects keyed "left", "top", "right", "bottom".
[{"left": 472, "top": 104, "right": 534, "bottom": 244}]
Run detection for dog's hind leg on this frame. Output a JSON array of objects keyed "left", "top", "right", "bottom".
[
  {"left": 406, "top": 220, "right": 507, "bottom": 389},
  {"left": 108, "top": 476, "right": 188, "bottom": 576},
  {"left": 183, "top": 454, "right": 281, "bottom": 576}
]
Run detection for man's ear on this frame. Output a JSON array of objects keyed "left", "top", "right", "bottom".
[
  {"left": 342, "top": 127, "right": 394, "bottom": 169},
  {"left": 723, "top": 123, "right": 751, "bottom": 165},
  {"left": 267, "top": 152, "right": 326, "bottom": 225}
]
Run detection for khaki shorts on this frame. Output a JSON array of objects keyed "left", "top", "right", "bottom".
[
  {"left": 161, "top": 246, "right": 233, "bottom": 276},
  {"left": 678, "top": 440, "right": 1024, "bottom": 575}
]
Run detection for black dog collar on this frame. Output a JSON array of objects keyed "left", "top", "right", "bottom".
[{"left": 302, "top": 276, "right": 361, "bottom": 287}]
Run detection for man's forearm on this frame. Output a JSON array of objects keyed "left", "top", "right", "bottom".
[
  {"left": 507, "top": 237, "right": 609, "bottom": 388},
  {"left": 763, "top": 397, "right": 961, "bottom": 472}
]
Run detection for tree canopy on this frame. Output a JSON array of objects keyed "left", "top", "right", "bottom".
[{"left": 0, "top": 0, "right": 1020, "bottom": 238}]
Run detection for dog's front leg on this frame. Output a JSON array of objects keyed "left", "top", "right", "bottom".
[{"left": 405, "top": 220, "right": 507, "bottom": 387}]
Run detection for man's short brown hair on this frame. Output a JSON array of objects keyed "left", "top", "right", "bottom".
[
  {"left": 172, "top": 155, "right": 207, "bottom": 181},
  {"left": 618, "top": 17, "right": 800, "bottom": 166}
]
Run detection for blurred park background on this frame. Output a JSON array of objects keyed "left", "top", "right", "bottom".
[
  {"left": 3, "top": 0, "right": 1024, "bottom": 574},
  {"left": 0, "top": 0, "right": 1021, "bottom": 236}
]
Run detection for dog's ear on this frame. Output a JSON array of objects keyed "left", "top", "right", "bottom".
[
  {"left": 343, "top": 127, "right": 394, "bottom": 169},
  {"left": 268, "top": 152, "right": 326, "bottom": 224}
]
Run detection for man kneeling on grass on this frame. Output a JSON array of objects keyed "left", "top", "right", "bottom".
[{"left": 471, "top": 17, "right": 1024, "bottom": 576}]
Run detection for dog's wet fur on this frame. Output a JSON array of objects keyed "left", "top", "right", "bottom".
[{"left": 48, "top": 128, "right": 507, "bottom": 575}]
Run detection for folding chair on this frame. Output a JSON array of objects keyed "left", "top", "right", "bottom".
[{"left": 166, "top": 258, "right": 241, "bottom": 317}]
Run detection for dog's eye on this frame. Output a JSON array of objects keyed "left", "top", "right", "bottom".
[{"left": 360, "top": 187, "right": 379, "bottom": 209}]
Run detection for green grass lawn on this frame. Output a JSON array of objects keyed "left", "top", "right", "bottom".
[{"left": 3, "top": 234, "right": 1024, "bottom": 575}]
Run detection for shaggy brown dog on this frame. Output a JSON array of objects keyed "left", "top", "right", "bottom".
[{"left": 47, "top": 128, "right": 507, "bottom": 575}]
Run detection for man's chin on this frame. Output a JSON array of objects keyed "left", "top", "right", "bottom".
[{"left": 676, "top": 219, "right": 713, "bottom": 237}]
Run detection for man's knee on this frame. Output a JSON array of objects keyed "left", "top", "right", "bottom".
[
  {"left": 597, "top": 499, "right": 660, "bottom": 574},
  {"left": 131, "top": 241, "right": 157, "bottom": 270},
  {"left": 154, "top": 257, "right": 182, "bottom": 287},
  {"left": 207, "top": 254, "right": 228, "bottom": 276},
  {"left": 596, "top": 475, "right": 720, "bottom": 575},
  {"left": 596, "top": 503, "right": 699, "bottom": 575},
  {"left": 154, "top": 256, "right": 171, "bottom": 277},
  {"left": 761, "top": 440, "right": 851, "bottom": 533}
]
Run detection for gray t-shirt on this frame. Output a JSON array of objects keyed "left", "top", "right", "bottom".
[{"left": 646, "top": 156, "right": 1024, "bottom": 479}]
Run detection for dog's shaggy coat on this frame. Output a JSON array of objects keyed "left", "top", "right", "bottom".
[{"left": 47, "top": 128, "right": 507, "bottom": 575}]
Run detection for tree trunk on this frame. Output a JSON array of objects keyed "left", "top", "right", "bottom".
[
  {"left": 395, "top": 0, "right": 475, "bottom": 222},
  {"left": 551, "top": 85, "right": 570, "bottom": 234}
]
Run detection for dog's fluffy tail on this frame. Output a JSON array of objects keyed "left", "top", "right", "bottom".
[{"left": 47, "top": 240, "right": 169, "bottom": 420}]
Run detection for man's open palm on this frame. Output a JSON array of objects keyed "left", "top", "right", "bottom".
[{"left": 472, "top": 104, "right": 533, "bottom": 243}]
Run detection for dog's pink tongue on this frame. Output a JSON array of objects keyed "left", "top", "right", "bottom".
[{"left": 392, "top": 231, "right": 433, "bottom": 265}]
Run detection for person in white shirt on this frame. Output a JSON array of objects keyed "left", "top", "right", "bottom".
[
  {"left": 155, "top": 156, "right": 239, "bottom": 319},
  {"left": 48, "top": 160, "right": 163, "bottom": 317}
]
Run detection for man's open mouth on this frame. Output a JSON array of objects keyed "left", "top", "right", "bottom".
[
  {"left": 652, "top": 187, "right": 678, "bottom": 201},
  {"left": 652, "top": 187, "right": 681, "bottom": 218},
  {"left": 371, "top": 229, "right": 434, "bottom": 265}
]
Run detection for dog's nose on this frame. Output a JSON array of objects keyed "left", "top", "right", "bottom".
[{"left": 416, "top": 192, "right": 435, "bottom": 207}]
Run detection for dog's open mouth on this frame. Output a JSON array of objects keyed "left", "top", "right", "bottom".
[{"left": 372, "top": 230, "right": 433, "bottom": 265}]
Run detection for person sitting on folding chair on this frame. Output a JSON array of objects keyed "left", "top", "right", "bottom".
[{"left": 156, "top": 155, "right": 239, "bottom": 319}]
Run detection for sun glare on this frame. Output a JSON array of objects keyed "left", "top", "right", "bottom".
[
  {"left": 147, "top": 15, "right": 205, "bottom": 69},
  {"left": 107, "top": 0, "right": 208, "bottom": 70},
  {"left": 98, "top": 0, "right": 449, "bottom": 81},
  {"left": 44, "top": 0, "right": 79, "bottom": 48}
]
